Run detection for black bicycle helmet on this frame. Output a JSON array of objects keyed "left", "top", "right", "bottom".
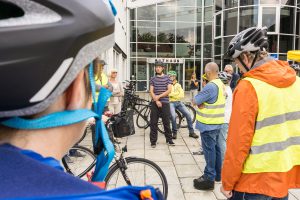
[
  {"left": 218, "top": 71, "right": 232, "bottom": 84},
  {"left": 0, "top": 0, "right": 115, "bottom": 118},
  {"left": 225, "top": 27, "right": 269, "bottom": 59}
]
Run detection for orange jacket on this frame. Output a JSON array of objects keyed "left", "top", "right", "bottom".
[{"left": 222, "top": 59, "right": 300, "bottom": 198}]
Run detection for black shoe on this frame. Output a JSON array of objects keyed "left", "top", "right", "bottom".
[
  {"left": 151, "top": 143, "right": 156, "bottom": 148},
  {"left": 69, "top": 150, "right": 85, "bottom": 158},
  {"left": 172, "top": 133, "right": 177, "bottom": 139},
  {"left": 189, "top": 133, "right": 199, "bottom": 139},
  {"left": 193, "top": 175, "right": 214, "bottom": 190},
  {"left": 192, "top": 150, "right": 204, "bottom": 155},
  {"left": 167, "top": 140, "right": 175, "bottom": 146}
]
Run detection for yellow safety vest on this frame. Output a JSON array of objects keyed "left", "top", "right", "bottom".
[
  {"left": 196, "top": 79, "right": 225, "bottom": 125},
  {"left": 242, "top": 77, "right": 300, "bottom": 173},
  {"left": 169, "top": 82, "right": 184, "bottom": 102},
  {"left": 95, "top": 73, "right": 108, "bottom": 101}
]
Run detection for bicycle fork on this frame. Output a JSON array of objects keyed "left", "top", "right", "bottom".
[{"left": 115, "top": 157, "right": 132, "bottom": 185}]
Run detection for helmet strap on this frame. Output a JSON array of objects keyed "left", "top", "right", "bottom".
[
  {"left": 249, "top": 51, "right": 259, "bottom": 70},
  {"left": 237, "top": 56, "right": 249, "bottom": 72}
]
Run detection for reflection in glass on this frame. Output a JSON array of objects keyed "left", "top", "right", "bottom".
[
  {"left": 268, "top": 35, "right": 278, "bottom": 53},
  {"left": 177, "top": 23, "right": 195, "bottom": 43},
  {"left": 157, "top": 22, "right": 175, "bottom": 43},
  {"left": 260, "top": 0, "right": 280, "bottom": 4},
  {"left": 197, "top": 0, "right": 202, "bottom": 7},
  {"left": 158, "top": 1, "right": 176, "bottom": 6},
  {"left": 223, "top": 36, "right": 234, "bottom": 55},
  {"left": 204, "top": 7, "right": 213, "bottom": 21},
  {"left": 197, "top": 8, "right": 202, "bottom": 22},
  {"left": 279, "top": 55, "right": 287, "bottom": 61},
  {"left": 157, "top": 44, "right": 175, "bottom": 58},
  {"left": 224, "top": 9, "right": 238, "bottom": 36},
  {"left": 204, "top": 22, "right": 212, "bottom": 43},
  {"left": 177, "top": 0, "right": 195, "bottom": 7},
  {"left": 215, "top": 38, "right": 222, "bottom": 55},
  {"left": 131, "top": 22, "right": 136, "bottom": 42},
  {"left": 280, "top": 7, "right": 295, "bottom": 34},
  {"left": 185, "top": 60, "right": 196, "bottom": 90},
  {"left": 130, "top": 43, "right": 137, "bottom": 57},
  {"left": 225, "top": 0, "right": 238, "bottom": 9},
  {"left": 137, "top": 81, "right": 147, "bottom": 91},
  {"left": 158, "top": 6, "right": 175, "bottom": 21},
  {"left": 137, "top": 28, "right": 156, "bottom": 42},
  {"left": 196, "top": 24, "right": 202, "bottom": 43},
  {"left": 279, "top": 35, "right": 293, "bottom": 53},
  {"left": 205, "top": 0, "right": 213, "bottom": 6},
  {"left": 240, "top": 0, "right": 259, "bottom": 6},
  {"left": 195, "top": 45, "right": 201, "bottom": 57},
  {"left": 130, "top": 59, "right": 137, "bottom": 80},
  {"left": 137, "top": 5, "right": 156, "bottom": 20},
  {"left": 203, "top": 44, "right": 212, "bottom": 58},
  {"left": 176, "top": 44, "right": 193, "bottom": 58},
  {"left": 130, "top": 9, "right": 136, "bottom": 20},
  {"left": 215, "top": 14, "right": 221, "bottom": 37},
  {"left": 195, "top": 59, "right": 202, "bottom": 80},
  {"left": 177, "top": 7, "right": 195, "bottom": 22},
  {"left": 296, "top": 37, "right": 300, "bottom": 49},
  {"left": 214, "top": 56, "right": 222, "bottom": 69},
  {"left": 137, "top": 59, "right": 147, "bottom": 80},
  {"left": 239, "top": 7, "right": 258, "bottom": 32},
  {"left": 281, "top": 0, "right": 295, "bottom": 5},
  {"left": 296, "top": 9, "right": 300, "bottom": 35},
  {"left": 262, "top": 7, "right": 276, "bottom": 32},
  {"left": 215, "top": 0, "right": 223, "bottom": 11},
  {"left": 137, "top": 21, "right": 156, "bottom": 27},
  {"left": 137, "top": 43, "right": 156, "bottom": 57}
]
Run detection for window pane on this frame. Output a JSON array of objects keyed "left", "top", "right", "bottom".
[
  {"left": 224, "top": 9, "right": 238, "bottom": 36},
  {"left": 296, "top": 37, "right": 300, "bottom": 49},
  {"left": 280, "top": 7, "right": 295, "bottom": 34},
  {"left": 204, "top": 44, "right": 212, "bottom": 58},
  {"left": 297, "top": 9, "right": 300, "bottom": 36},
  {"left": 215, "top": 14, "right": 222, "bottom": 37},
  {"left": 262, "top": 7, "right": 276, "bottom": 32},
  {"left": 177, "top": 7, "right": 195, "bottom": 22},
  {"left": 130, "top": 59, "right": 137, "bottom": 81},
  {"left": 279, "top": 35, "right": 293, "bottom": 53},
  {"left": 281, "top": 0, "right": 295, "bottom": 5},
  {"left": 176, "top": 44, "right": 193, "bottom": 58},
  {"left": 158, "top": 6, "right": 175, "bottom": 21},
  {"left": 205, "top": 0, "right": 213, "bottom": 6},
  {"left": 130, "top": 43, "right": 137, "bottom": 57},
  {"left": 137, "top": 81, "right": 147, "bottom": 91},
  {"left": 158, "top": 1, "right": 176, "bottom": 6},
  {"left": 157, "top": 44, "right": 175, "bottom": 58},
  {"left": 204, "top": 22, "right": 212, "bottom": 43},
  {"left": 136, "top": 60, "right": 147, "bottom": 80},
  {"left": 157, "top": 22, "right": 175, "bottom": 43},
  {"left": 225, "top": 0, "right": 238, "bottom": 9},
  {"left": 195, "top": 45, "right": 201, "bottom": 57},
  {"left": 177, "top": 23, "right": 195, "bottom": 43},
  {"left": 137, "top": 28, "right": 156, "bottom": 42},
  {"left": 137, "top": 43, "right": 156, "bottom": 57},
  {"left": 197, "top": 0, "right": 202, "bottom": 7},
  {"left": 240, "top": 0, "right": 259, "bottom": 6},
  {"left": 185, "top": 60, "right": 196, "bottom": 90},
  {"left": 137, "top": 21, "right": 156, "bottom": 27},
  {"left": 197, "top": 7, "right": 202, "bottom": 22},
  {"left": 215, "top": 0, "right": 223, "bottom": 11},
  {"left": 130, "top": 9, "right": 136, "bottom": 20},
  {"left": 268, "top": 35, "right": 278, "bottom": 53},
  {"left": 260, "top": 0, "right": 280, "bottom": 4},
  {"left": 196, "top": 24, "right": 202, "bottom": 43},
  {"left": 177, "top": 0, "right": 195, "bottom": 7},
  {"left": 223, "top": 36, "right": 234, "bottom": 55},
  {"left": 214, "top": 56, "right": 222, "bottom": 68},
  {"left": 279, "top": 55, "right": 287, "bottom": 61},
  {"left": 215, "top": 38, "right": 222, "bottom": 55},
  {"left": 131, "top": 21, "right": 136, "bottom": 42},
  {"left": 137, "top": 5, "right": 156, "bottom": 20},
  {"left": 239, "top": 7, "right": 259, "bottom": 32},
  {"left": 204, "top": 7, "right": 213, "bottom": 21}
]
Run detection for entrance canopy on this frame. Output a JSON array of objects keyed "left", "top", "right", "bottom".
[{"left": 147, "top": 58, "right": 184, "bottom": 64}]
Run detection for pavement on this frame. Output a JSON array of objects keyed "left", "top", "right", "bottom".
[{"left": 78, "top": 119, "right": 300, "bottom": 200}]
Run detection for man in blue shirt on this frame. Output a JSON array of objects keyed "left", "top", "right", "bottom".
[{"left": 193, "top": 62, "right": 225, "bottom": 191}]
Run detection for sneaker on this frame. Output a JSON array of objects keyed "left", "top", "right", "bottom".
[
  {"left": 189, "top": 133, "right": 199, "bottom": 139},
  {"left": 69, "top": 150, "right": 85, "bottom": 157},
  {"left": 167, "top": 141, "right": 175, "bottom": 146},
  {"left": 193, "top": 175, "right": 214, "bottom": 190},
  {"left": 172, "top": 133, "right": 177, "bottom": 140},
  {"left": 151, "top": 144, "right": 156, "bottom": 148},
  {"left": 215, "top": 177, "right": 221, "bottom": 183},
  {"left": 192, "top": 150, "right": 204, "bottom": 155}
]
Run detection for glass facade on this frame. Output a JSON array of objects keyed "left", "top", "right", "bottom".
[
  {"left": 214, "top": 0, "right": 300, "bottom": 68},
  {"left": 130, "top": 0, "right": 300, "bottom": 91}
]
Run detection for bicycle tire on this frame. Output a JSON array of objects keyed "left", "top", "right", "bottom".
[
  {"left": 158, "top": 109, "right": 182, "bottom": 133},
  {"left": 180, "top": 104, "right": 196, "bottom": 128},
  {"left": 136, "top": 105, "right": 150, "bottom": 129},
  {"left": 105, "top": 157, "right": 168, "bottom": 199},
  {"left": 62, "top": 145, "right": 96, "bottom": 178}
]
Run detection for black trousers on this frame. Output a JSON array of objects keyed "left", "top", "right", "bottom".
[{"left": 150, "top": 102, "right": 172, "bottom": 144}]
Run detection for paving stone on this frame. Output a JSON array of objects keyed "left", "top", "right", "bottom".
[
  {"left": 167, "top": 184, "right": 185, "bottom": 200},
  {"left": 175, "top": 165, "right": 202, "bottom": 178},
  {"left": 184, "top": 192, "right": 217, "bottom": 200},
  {"left": 169, "top": 145, "right": 190, "bottom": 154},
  {"left": 214, "top": 183, "right": 227, "bottom": 200},
  {"left": 145, "top": 149, "right": 172, "bottom": 162},
  {"left": 172, "top": 153, "right": 196, "bottom": 165}
]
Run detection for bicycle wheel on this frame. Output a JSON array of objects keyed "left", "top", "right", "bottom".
[
  {"left": 105, "top": 157, "right": 168, "bottom": 199},
  {"left": 180, "top": 104, "right": 196, "bottom": 128},
  {"left": 136, "top": 106, "right": 150, "bottom": 128},
  {"left": 62, "top": 145, "right": 96, "bottom": 179},
  {"left": 158, "top": 109, "right": 181, "bottom": 133}
]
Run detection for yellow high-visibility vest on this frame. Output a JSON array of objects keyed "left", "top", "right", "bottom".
[
  {"left": 196, "top": 79, "right": 225, "bottom": 125},
  {"left": 242, "top": 77, "right": 300, "bottom": 173},
  {"left": 95, "top": 73, "right": 108, "bottom": 101}
]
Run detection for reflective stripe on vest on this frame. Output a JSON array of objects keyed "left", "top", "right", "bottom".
[
  {"left": 242, "top": 77, "right": 300, "bottom": 173},
  {"left": 196, "top": 79, "right": 225, "bottom": 125}
]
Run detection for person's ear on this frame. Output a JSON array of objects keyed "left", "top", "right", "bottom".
[{"left": 65, "top": 70, "right": 86, "bottom": 110}]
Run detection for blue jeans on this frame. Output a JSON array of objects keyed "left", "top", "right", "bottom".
[
  {"left": 170, "top": 101, "right": 194, "bottom": 134},
  {"left": 230, "top": 191, "right": 288, "bottom": 200},
  {"left": 218, "top": 123, "right": 228, "bottom": 164},
  {"left": 200, "top": 129, "right": 222, "bottom": 181}
]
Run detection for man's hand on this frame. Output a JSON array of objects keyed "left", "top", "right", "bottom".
[
  {"left": 153, "top": 95, "right": 160, "bottom": 102},
  {"left": 156, "top": 101, "right": 162, "bottom": 108},
  {"left": 220, "top": 185, "right": 233, "bottom": 199},
  {"left": 198, "top": 104, "right": 204, "bottom": 109}
]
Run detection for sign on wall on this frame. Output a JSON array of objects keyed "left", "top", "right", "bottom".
[
  {"left": 127, "top": 0, "right": 170, "bottom": 8},
  {"left": 147, "top": 58, "right": 185, "bottom": 64}
]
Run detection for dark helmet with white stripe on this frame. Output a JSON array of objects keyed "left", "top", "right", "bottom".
[
  {"left": 0, "top": 0, "right": 115, "bottom": 118},
  {"left": 225, "top": 27, "right": 269, "bottom": 59}
]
